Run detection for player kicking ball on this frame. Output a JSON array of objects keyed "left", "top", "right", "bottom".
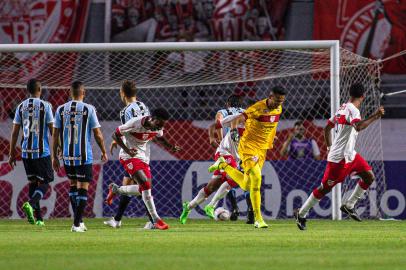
[
  {"left": 208, "top": 86, "right": 286, "bottom": 228},
  {"left": 294, "top": 83, "right": 385, "bottom": 230},
  {"left": 179, "top": 110, "right": 244, "bottom": 224},
  {"left": 111, "top": 108, "right": 181, "bottom": 230}
]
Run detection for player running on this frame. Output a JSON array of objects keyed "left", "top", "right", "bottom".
[
  {"left": 208, "top": 86, "right": 286, "bottom": 228},
  {"left": 103, "top": 80, "right": 154, "bottom": 229},
  {"left": 294, "top": 83, "right": 385, "bottom": 230},
  {"left": 111, "top": 108, "right": 181, "bottom": 230},
  {"left": 8, "top": 79, "right": 54, "bottom": 226},
  {"left": 52, "top": 81, "right": 108, "bottom": 232},
  {"left": 179, "top": 96, "right": 244, "bottom": 224}
]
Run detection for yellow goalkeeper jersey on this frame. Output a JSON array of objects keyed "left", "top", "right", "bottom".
[{"left": 240, "top": 99, "right": 282, "bottom": 150}]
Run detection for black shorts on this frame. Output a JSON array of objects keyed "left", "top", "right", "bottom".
[
  {"left": 22, "top": 156, "right": 54, "bottom": 183},
  {"left": 64, "top": 164, "right": 93, "bottom": 182}
]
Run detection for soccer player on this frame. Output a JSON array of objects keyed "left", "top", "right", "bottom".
[
  {"left": 8, "top": 79, "right": 54, "bottom": 226},
  {"left": 215, "top": 95, "right": 247, "bottom": 221},
  {"left": 103, "top": 80, "right": 154, "bottom": 229},
  {"left": 208, "top": 86, "right": 286, "bottom": 228},
  {"left": 52, "top": 81, "right": 108, "bottom": 233},
  {"left": 179, "top": 107, "right": 244, "bottom": 224},
  {"left": 111, "top": 108, "right": 180, "bottom": 230},
  {"left": 294, "top": 83, "right": 385, "bottom": 230}
]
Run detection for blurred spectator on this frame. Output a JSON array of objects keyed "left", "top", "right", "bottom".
[{"left": 280, "top": 120, "right": 321, "bottom": 160}]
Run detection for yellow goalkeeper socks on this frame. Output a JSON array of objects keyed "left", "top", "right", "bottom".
[{"left": 249, "top": 164, "right": 263, "bottom": 222}]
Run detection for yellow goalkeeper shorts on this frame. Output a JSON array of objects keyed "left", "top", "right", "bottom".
[{"left": 238, "top": 143, "right": 267, "bottom": 173}]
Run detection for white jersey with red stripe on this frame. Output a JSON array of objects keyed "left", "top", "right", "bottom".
[
  {"left": 116, "top": 116, "right": 163, "bottom": 164},
  {"left": 216, "top": 113, "right": 245, "bottom": 161},
  {"left": 327, "top": 102, "right": 361, "bottom": 163}
]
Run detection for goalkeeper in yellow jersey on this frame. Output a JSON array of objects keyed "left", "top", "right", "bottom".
[{"left": 208, "top": 86, "right": 286, "bottom": 228}]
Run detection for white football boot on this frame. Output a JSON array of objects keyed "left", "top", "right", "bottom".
[{"left": 103, "top": 217, "right": 121, "bottom": 228}]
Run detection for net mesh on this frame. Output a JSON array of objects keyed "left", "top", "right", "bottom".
[{"left": 0, "top": 44, "right": 385, "bottom": 220}]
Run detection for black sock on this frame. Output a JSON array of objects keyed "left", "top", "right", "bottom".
[
  {"left": 29, "top": 183, "right": 49, "bottom": 206},
  {"left": 245, "top": 191, "right": 253, "bottom": 211},
  {"left": 114, "top": 195, "right": 131, "bottom": 222},
  {"left": 74, "top": 188, "right": 87, "bottom": 227},
  {"left": 69, "top": 186, "right": 78, "bottom": 218},
  {"left": 227, "top": 189, "right": 238, "bottom": 211},
  {"left": 33, "top": 201, "right": 42, "bottom": 221},
  {"left": 28, "top": 182, "right": 36, "bottom": 198},
  {"left": 142, "top": 200, "right": 154, "bottom": 224}
]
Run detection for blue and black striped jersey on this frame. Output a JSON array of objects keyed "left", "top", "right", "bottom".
[
  {"left": 54, "top": 101, "right": 100, "bottom": 166},
  {"left": 119, "top": 101, "right": 150, "bottom": 124},
  {"left": 13, "top": 98, "right": 54, "bottom": 159}
]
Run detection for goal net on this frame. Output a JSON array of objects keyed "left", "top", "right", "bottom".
[{"left": 0, "top": 42, "right": 385, "bottom": 220}]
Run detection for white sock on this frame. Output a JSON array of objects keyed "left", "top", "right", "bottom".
[
  {"left": 142, "top": 189, "right": 160, "bottom": 221},
  {"left": 299, "top": 193, "right": 320, "bottom": 218},
  {"left": 207, "top": 182, "right": 231, "bottom": 208},
  {"left": 346, "top": 184, "right": 366, "bottom": 209},
  {"left": 118, "top": 185, "right": 141, "bottom": 196},
  {"left": 188, "top": 188, "right": 208, "bottom": 209}
]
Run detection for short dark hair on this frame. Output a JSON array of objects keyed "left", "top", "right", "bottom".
[
  {"left": 152, "top": 108, "right": 170, "bottom": 121},
  {"left": 27, "top": 78, "right": 40, "bottom": 94},
  {"left": 349, "top": 83, "right": 365, "bottom": 98},
  {"left": 71, "top": 81, "right": 83, "bottom": 97},
  {"left": 226, "top": 95, "right": 242, "bottom": 108},
  {"left": 294, "top": 120, "right": 304, "bottom": 127},
  {"left": 271, "top": 86, "right": 287, "bottom": 96},
  {"left": 121, "top": 80, "right": 137, "bottom": 98}
]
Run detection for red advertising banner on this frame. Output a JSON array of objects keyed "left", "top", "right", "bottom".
[{"left": 314, "top": 0, "right": 406, "bottom": 74}]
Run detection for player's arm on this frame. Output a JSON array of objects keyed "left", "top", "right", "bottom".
[
  {"left": 153, "top": 136, "right": 181, "bottom": 152},
  {"left": 89, "top": 107, "right": 107, "bottom": 161},
  {"left": 52, "top": 127, "right": 61, "bottom": 172},
  {"left": 215, "top": 112, "right": 224, "bottom": 139},
  {"left": 8, "top": 124, "right": 20, "bottom": 169},
  {"left": 93, "top": 128, "right": 108, "bottom": 161},
  {"left": 214, "top": 114, "right": 244, "bottom": 143},
  {"left": 353, "top": 106, "right": 385, "bottom": 132},
  {"left": 111, "top": 117, "right": 142, "bottom": 157}
]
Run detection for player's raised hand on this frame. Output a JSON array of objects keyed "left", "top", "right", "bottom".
[
  {"left": 101, "top": 152, "right": 108, "bottom": 162},
  {"left": 375, "top": 106, "right": 385, "bottom": 118},
  {"left": 52, "top": 157, "right": 60, "bottom": 173},
  {"left": 110, "top": 140, "right": 117, "bottom": 155}
]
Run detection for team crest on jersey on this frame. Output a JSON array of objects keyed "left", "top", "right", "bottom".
[
  {"left": 270, "top": 116, "right": 276, "bottom": 122},
  {"left": 251, "top": 156, "right": 259, "bottom": 162},
  {"left": 142, "top": 134, "right": 149, "bottom": 140},
  {"left": 127, "top": 163, "right": 133, "bottom": 170}
]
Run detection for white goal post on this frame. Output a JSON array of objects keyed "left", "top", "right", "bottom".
[{"left": 0, "top": 41, "right": 384, "bottom": 221}]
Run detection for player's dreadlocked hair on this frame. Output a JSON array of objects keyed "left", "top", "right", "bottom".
[
  {"left": 226, "top": 94, "right": 242, "bottom": 108},
  {"left": 121, "top": 80, "right": 137, "bottom": 98}
]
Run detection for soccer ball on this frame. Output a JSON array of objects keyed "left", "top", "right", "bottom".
[{"left": 214, "top": 207, "right": 230, "bottom": 221}]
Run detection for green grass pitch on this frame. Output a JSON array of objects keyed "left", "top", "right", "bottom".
[{"left": 0, "top": 218, "right": 405, "bottom": 270}]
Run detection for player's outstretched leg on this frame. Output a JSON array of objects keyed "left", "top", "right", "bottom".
[
  {"left": 180, "top": 186, "right": 210, "bottom": 224},
  {"left": 209, "top": 157, "right": 248, "bottom": 190},
  {"left": 296, "top": 187, "right": 325, "bottom": 230}
]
